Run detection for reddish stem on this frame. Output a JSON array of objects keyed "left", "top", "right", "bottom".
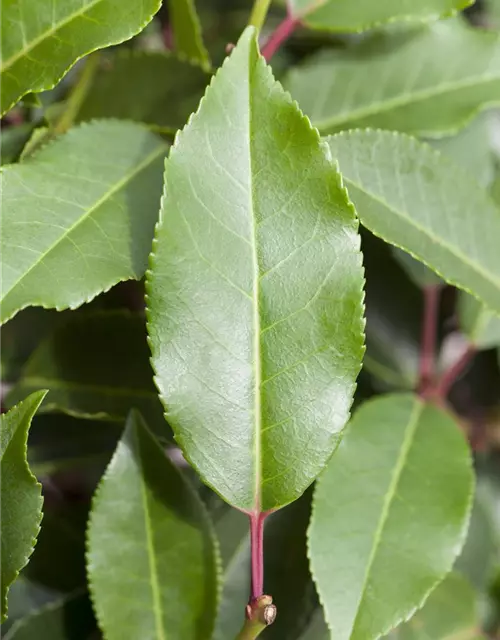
[
  {"left": 261, "top": 14, "right": 299, "bottom": 61},
  {"left": 435, "top": 345, "right": 476, "bottom": 400},
  {"left": 418, "top": 285, "right": 442, "bottom": 397},
  {"left": 249, "top": 512, "right": 268, "bottom": 600}
]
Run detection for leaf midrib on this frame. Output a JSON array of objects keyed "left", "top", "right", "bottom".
[
  {"left": 2, "top": 142, "right": 166, "bottom": 302},
  {"left": 312, "top": 67, "right": 500, "bottom": 131},
  {"left": 1, "top": 0, "right": 104, "bottom": 72},
  {"left": 343, "top": 174, "right": 500, "bottom": 293},
  {"left": 349, "top": 398, "right": 423, "bottom": 637}
]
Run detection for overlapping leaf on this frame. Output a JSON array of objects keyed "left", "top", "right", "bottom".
[
  {"left": 1, "top": 121, "right": 167, "bottom": 324},
  {"left": 327, "top": 129, "right": 500, "bottom": 314},
  {"left": 169, "top": 0, "right": 210, "bottom": 70},
  {"left": 386, "top": 573, "right": 478, "bottom": 639},
  {"left": 1, "top": 391, "right": 47, "bottom": 620},
  {"left": 77, "top": 51, "right": 209, "bottom": 132},
  {"left": 6, "top": 311, "right": 165, "bottom": 428},
  {"left": 458, "top": 292, "right": 500, "bottom": 349},
  {"left": 286, "top": 21, "right": 500, "bottom": 136},
  {"left": 0, "top": 0, "right": 161, "bottom": 114},
  {"left": 87, "top": 411, "right": 220, "bottom": 640},
  {"left": 289, "top": 0, "right": 471, "bottom": 32},
  {"left": 309, "top": 394, "right": 473, "bottom": 640},
  {"left": 146, "top": 27, "right": 365, "bottom": 512}
]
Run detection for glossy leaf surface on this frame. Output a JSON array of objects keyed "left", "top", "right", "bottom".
[
  {"left": 458, "top": 292, "right": 500, "bottom": 349},
  {"left": 286, "top": 21, "right": 500, "bottom": 136},
  {"left": 327, "top": 129, "right": 500, "bottom": 314},
  {"left": 309, "top": 394, "right": 474, "bottom": 640},
  {"left": 77, "top": 51, "right": 209, "bottom": 132},
  {"left": 6, "top": 311, "right": 165, "bottom": 428},
  {"left": 170, "top": 0, "right": 210, "bottom": 70},
  {"left": 0, "top": 0, "right": 161, "bottom": 114},
  {"left": 146, "top": 27, "right": 365, "bottom": 512},
  {"left": 87, "top": 411, "right": 219, "bottom": 639},
  {"left": 1, "top": 391, "right": 47, "bottom": 620},
  {"left": 387, "top": 572, "right": 477, "bottom": 639},
  {"left": 1, "top": 121, "right": 167, "bottom": 324}
]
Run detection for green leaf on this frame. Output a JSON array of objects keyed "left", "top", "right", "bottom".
[
  {"left": 285, "top": 21, "right": 500, "bottom": 136},
  {"left": 309, "top": 393, "right": 474, "bottom": 640},
  {"left": 427, "top": 115, "right": 495, "bottom": 189},
  {"left": 6, "top": 310, "right": 165, "bottom": 429},
  {"left": 86, "top": 411, "right": 220, "bottom": 639},
  {"left": 293, "top": 0, "right": 471, "bottom": 31},
  {"left": 391, "top": 248, "right": 443, "bottom": 288},
  {"left": 27, "top": 414, "right": 121, "bottom": 477},
  {"left": 1, "top": 390, "right": 47, "bottom": 621},
  {"left": 458, "top": 292, "right": 500, "bottom": 349},
  {"left": 387, "top": 572, "right": 478, "bottom": 639},
  {"left": 4, "top": 591, "right": 95, "bottom": 640},
  {"left": 298, "top": 608, "right": 330, "bottom": 640},
  {"left": 146, "top": 27, "right": 365, "bottom": 512},
  {"left": 0, "top": 120, "right": 167, "bottom": 324},
  {"left": 215, "top": 490, "right": 316, "bottom": 639},
  {"left": 327, "top": 129, "right": 500, "bottom": 315},
  {"left": 0, "top": 124, "right": 34, "bottom": 165},
  {"left": 77, "top": 51, "right": 209, "bottom": 132},
  {"left": 0, "top": 0, "right": 162, "bottom": 114},
  {"left": 170, "top": 0, "right": 211, "bottom": 70}
]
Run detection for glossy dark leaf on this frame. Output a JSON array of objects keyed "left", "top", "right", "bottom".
[{"left": 146, "top": 27, "right": 365, "bottom": 512}]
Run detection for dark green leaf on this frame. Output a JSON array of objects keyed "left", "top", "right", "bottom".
[
  {"left": 77, "top": 51, "right": 209, "bottom": 132},
  {"left": 391, "top": 248, "right": 443, "bottom": 288},
  {"left": 6, "top": 310, "right": 165, "bottom": 429},
  {"left": 146, "top": 27, "right": 365, "bottom": 512},
  {"left": 0, "top": 0, "right": 162, "bottom": 114},
  {"left": 309, "top": 394, "right": 474, "bottom": 640},
  {"left": 4, "top": 591, "right": 95, "bottom": 640},
  {"left": 28, "top": 414, "right": 121, "bottom": 477},
  {"left": 458, "top": 292, "right": 500, "bottom": 349},
  {"left": 327, "top": 129, "right": 500, "bottom": 314},
  {"left": 215, "top": 490, "right": 316, "bottom": 639},
  {"left": 0, "top": 125, "right": 34, "bottom": 165},
  {"left": 1, "top": 391, "right": 47, "bottom": 621},
  {"left": 387, "top": 572, "right": 478, "bottom": 639},
  {"left": 87, "top": 411, "right": 220, "bottom": 639},
  {"left": 1, "top": 121, "right": 167, "bottom": 324},
  {"left": 286, "top": 21, "right": 500, "bottom": 136},
  {"left": 170, "top": 0, "right": 210, "bottom": 70}
]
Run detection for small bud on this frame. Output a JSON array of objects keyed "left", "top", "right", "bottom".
[{"left": 263, "top": 604, "right": 277, "bottom": 626}]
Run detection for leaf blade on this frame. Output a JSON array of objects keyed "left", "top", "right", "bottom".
[
  {"left": 169, "top": 0, "right": 210, "bottom": 70},
  {"left": 86, "top": 411, "right": 220, "bottom": 639},
  {"left": 146, "top": 27, "right": 365, "bottom": 512},
  {"left": 1, "top": 390, "right": 47, "bottom": 621},
  {"left": 0, "top": 0, "right": 161, "bottom": 114},
  {"left": 0, "top": 121, "right": 167, "bottom": 324},
  {"left": 309, "top": 393, "right": 474, "bottom": 640},
  {"left": 327, "top": 129, "right": 500, "bottom": 314}
]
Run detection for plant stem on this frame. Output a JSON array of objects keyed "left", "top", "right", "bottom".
[
  {"left": 261, "top": 14, "right": 299, "bottom": 61},
  {"left": 418, "top": 285, "right": 442, "bottom": 397},
  {"left": 54, "top": 53, "right": 100, "bottom": 134},
  {"left": 249, "top": 512, "right": 266, "bottom": 599},
  {"left": 236, "top": 595, "right": 277, "bottom": 640},
  {"left": 249, "top": 0, "right": 273, "bottom": 31},
  {"left": 435, "top": 345, "right": 476, "bottom": 400}
]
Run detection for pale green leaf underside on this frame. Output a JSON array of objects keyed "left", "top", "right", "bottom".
[
  {"left": 290, "top": 0, "right": 471, "bottom": 31},
  {"left": 458, "top": 291, "right": 500, "bottom": 349},
  {"left": 387, "top": 572, "right": 477, "bottom": 639},
  {"left": 6, "top": 310, "right": 165, "bottom": 427},
  {"left": 87, "top": 411, "right": 219, "bottom": 640},
  {"left": 1, "top": 391, "right": 47, "bottom": 621},
  {"left": 0, "top": 0, "right": 161, "bottom": 114},
  {"left": 170, "top": 0, "right": 210, "bottom": 70},
  {"left": 146, "top": 27, "right": 365, "bottom": 512},
  {"left": 0, "top": 120, "right": 167, "bottom": 325},
  {"left": 309, "top": 393, "right": 473, "bottom": 640},
  {"left": 286, "top": 21, "right": 500, "bottom": 136},
  {"left": 327, "top": 129, "right": 500, "bottom": 315}
]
